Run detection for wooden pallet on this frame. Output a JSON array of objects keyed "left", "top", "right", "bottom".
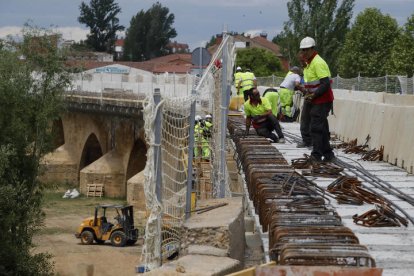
[{"left": 86, "top": 183, "right": 104, "bottom": 197}]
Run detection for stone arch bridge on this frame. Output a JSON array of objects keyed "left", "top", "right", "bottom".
[{"left": 41, "top": 91, "right": 147, "bottom": 205}]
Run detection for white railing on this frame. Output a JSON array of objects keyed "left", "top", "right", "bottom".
[{"left": 66, "top": 72, "right": 197, "bottom": 98}]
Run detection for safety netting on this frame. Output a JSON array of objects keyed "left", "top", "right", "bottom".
[{"left": 141, "top": 34, "right": 236, "bottom": 269}]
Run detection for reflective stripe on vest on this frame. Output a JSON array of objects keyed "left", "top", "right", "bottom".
[
  {"left": 303, "top": 53, "right": 334, "bottom": 104},
  {"left": 240, "top": 72, "right": 255, "bottom": 90}
]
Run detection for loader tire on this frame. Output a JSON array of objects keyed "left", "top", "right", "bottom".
[
  {"left": 111, "top": 231, "right": 127, "bottom": 247},
  {"left": 80, "top": 230, "right": 94, "bottom": 245}
]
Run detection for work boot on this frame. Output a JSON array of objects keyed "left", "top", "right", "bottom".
[
  {"left": 296, "top": 141, "right": 312, "bottom": 148},
  {"left": 310, "top": 155, "right": 322, "bottom": 163},
  {"left": 278, "top": 138, "right": 286, "bottom": 143},
  {"left": 323, "top": 153, "right": 336, "bottom": 163}
]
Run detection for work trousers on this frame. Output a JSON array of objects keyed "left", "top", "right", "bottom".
[
  {"left": 255, "top": 114, "right": 284, "bottom": 142},
  {"left": 300, "top": 100, "right": 312, "bottom": 145},
  {"left": 243, "top": 88, "right": 254, "bottom": 101},
  {"left": 310, "top": 102, "right": 333, "bottom": 160}
]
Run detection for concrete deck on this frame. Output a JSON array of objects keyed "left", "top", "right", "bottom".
[{"left": 271, "top": 122, "right": 414, "bottom": 276}]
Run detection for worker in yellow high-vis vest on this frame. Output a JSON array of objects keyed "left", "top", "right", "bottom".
[
  {"left": 279, "top": 66, "right": 302, "bottom": 119},
  {"left": 237, "top": 68, "right": 257, "bottom": 101},
  {"left": 244, "top": 88, "right": 285, "bottom": 143},
  {"left": 234, "top": 66, "right": 243, "bottom": 95},
  {"left": 298, "top": 36, "right": 335, "bottom": 163}
]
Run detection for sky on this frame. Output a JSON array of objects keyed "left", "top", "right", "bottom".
[{"left": 0, "top": 0, "right": 413, "bottom": 51}]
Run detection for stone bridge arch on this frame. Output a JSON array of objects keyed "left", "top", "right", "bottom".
[
  {"left": 79, "top": 133, "right": 103, "bottom": 175},
  {"left": 126, "top": 138, "right": 148, "bottom": 225},
  {"left": 126, "top": 138, "right": 147, "bottom": 181},
  {"left": 51, "top": 118, "right": 65, "bottom": 148},
  {"left": 40, "top": 113, "right": 109, "bottom": 186}
]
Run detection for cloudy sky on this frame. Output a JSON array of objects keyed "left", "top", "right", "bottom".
[{"left": 0, "top": 0, "right": 413, "bottom": 50}]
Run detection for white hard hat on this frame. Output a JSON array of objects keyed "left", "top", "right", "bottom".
[
  {"left": 205, "top": 114, "right": 212, "bottom": 119},
  {"left": 236, "top": 66, "right": 242, "bottom": 71},
  {"left": 195, "top": 115, "right": 202, "bottom": 121},
  {"left": 300, "top": 37, "right": 316, "bottom": 49}
]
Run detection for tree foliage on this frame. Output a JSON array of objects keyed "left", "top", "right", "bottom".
[
  {"left": 205, "top": 35, "right": 218, "bottom": 48},
  {"left": 78, "top": 0, "right": 124, "bottom": 53},
  {"left": 236, "top": 48, "right": 282, "bottom": 77},
  {"left": 123, "top": 2, "right": 177, "bottom": 61},
  {"left": 0, "top": 25, "right": 70, "bottom": 275},
  {"left": 386, "top": 13, "right": 414, "bottom": 77},
  {"left": 273, "top": 0, "right": 354, "bottom": 74},
  {"left": 337, "top": 8, "right": 400, "bottom": 77}
]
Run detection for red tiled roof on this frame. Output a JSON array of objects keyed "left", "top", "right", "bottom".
[
  {"left": 145, "top": 53, "right": 191, "bottom": 64},
  {"left": 167, "top": 41, "right": 189, "bottom": 49},
  {"left": 251, "top": 36, "right": 282, "bottom": 57},
  {"left": 153, "top": 64, "right": 192, "bottom": 74}
]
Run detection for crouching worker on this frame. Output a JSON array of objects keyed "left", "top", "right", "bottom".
[{"left": 244, "top": 88, "right": 285, "bottom": 143}]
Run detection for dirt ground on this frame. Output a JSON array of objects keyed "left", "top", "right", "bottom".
[{"left": 33, "top": 190, "right": 143, "bottom": 276}]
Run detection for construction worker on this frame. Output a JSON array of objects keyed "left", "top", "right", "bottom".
[
  {"left": 279, "top": 66, "right": 302, "bottom": 120},
  {"left": 263, "top": 87, "right": 280, "bottom": 117},
  {"left": 204, "top": 114, "right": 213, "bottom": 137},
  {"left": 194, "top": 115, "right": 203, "bottom": 159},
  {"left": 298, "top": 36, "right": 334, "bottom": 162},
  {"left": 238, "top": 68, "right": 257, "bottom": 101},
  {"left": 297, "top": 51, "right": 312, "bottom": 148},
  {"left": 194, "top": 115, "right": 210, "bottom": 161},
  {"left": 244, "top": 88, "right": 285, "bottom": 143},
  {"left": 202, "top": 114, "right": 212, "bottom": 160},
  {"left": 234, "top": 66, "right": 243, "bottom": 95}
]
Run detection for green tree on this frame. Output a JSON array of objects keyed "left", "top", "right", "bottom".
[
  {"left": 205, "top": 35, "right": 217, "bottom": 48},
  {"left": 236, "top": 48, "right": 282, "bottom": 77},
  {"left": 78, "top": 0, "right": 124, "bottom": 53},
  {"left": 0, "top": 25, "right": 70, "bottom": 275},
  {"left": 273, "top": 0, "right": 354, "bottom": 74},
  {"left": 123, "top": 2, "right": 177, "bottom": 61},
  {"left": 338, "top": 8, "right": 400, "bottom": 77},
  {"left": 386, "top": 13, "right": 414, "bottom": 77}
]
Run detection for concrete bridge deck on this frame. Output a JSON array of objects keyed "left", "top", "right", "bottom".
[{"left": 262, "top": 122, "right": 414, "bottom": 276}]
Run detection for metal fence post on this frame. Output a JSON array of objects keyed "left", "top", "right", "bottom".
[
  {"left": 186, "top": 90, "right": 196, "bottom": 219},
  {"left": 154, "top": 88, "right": 163, "bottom": 202},
  {"left": 219, "top": 40, "right": 229, "bottom": 198},
  {"left": 336, "top": 74, "right": 339, "bottom": 89},
  {"left": 357, "top": 72, "right": 360, "bottom": 91},
  {"left": 153, "top": 88, "right": 163, "bottom": 266},
  {"left": 385, "top": 75, "right": 388, "bottom": 93}
]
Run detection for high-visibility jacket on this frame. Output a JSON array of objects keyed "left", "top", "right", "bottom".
[
  {"left": 204, "top": 121, "right": 213, "bottom": 136},
  {"left": 263, "top": 91, "right": 280, "bottom": 117},
  {"left": 244, "top": 97, "right": 272, "bottom": 129},
  {"left": 303, "top": 53, "right": 334, "bottom": 104},
  {"left": 234, "top": 72, "right": 243, "bottom": 88},
  {"left": 194, "top": 123, "right": 203, "bottom": 158},
  {"left": 194, "top": 122, "right": 211, "bottom": 160},
  {"left": 238, "top": 72, "right": 255, "bottom": 94},
  {"left": 279, "top": 88, "right": 293, "bottom": 116}
]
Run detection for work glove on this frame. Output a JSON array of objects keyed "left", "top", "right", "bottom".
[{"left": 304, "top": 93, "right": 315, "bottom": 102}]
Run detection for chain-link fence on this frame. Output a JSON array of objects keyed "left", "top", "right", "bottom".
[{"left": 257, "top": 74, "right": 414, "bottom": 94}]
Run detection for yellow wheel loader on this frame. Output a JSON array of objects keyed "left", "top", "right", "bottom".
[{"left": 75, "top": 204, "right": 139, "bottom": 247}]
